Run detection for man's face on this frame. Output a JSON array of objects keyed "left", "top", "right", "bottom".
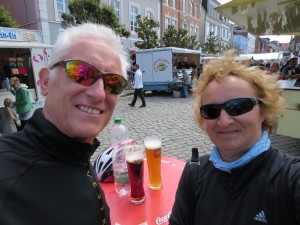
[
  {"left": 40, "top": 37, "right": 122, "bottom": 143},
  {"left": 12, "top": 82, "right": 20, "bottom": 89},
  {"left": 289, "top": 59, "right": 297, "bottom": 68}
]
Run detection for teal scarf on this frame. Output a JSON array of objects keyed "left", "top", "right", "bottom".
[{"left": 209, "top": 131, "right": 270, "bottom": 173}]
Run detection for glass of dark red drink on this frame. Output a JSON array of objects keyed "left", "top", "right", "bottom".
[{"left": 125, "top": 145, "right": 145, "bottom": 205}]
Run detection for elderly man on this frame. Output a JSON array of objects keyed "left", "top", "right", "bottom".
[{"left": 0, "top": 23, "right": 129, "bottom": 225}]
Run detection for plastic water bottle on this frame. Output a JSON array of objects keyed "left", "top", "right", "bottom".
[{"left": 110, "top": 117, "right": 131, "bottom": 197}]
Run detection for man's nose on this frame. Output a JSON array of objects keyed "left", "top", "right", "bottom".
[{"left": 85, "top": 78, "right": 107, "bottom": 100}]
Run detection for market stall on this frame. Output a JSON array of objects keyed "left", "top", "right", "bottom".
[{"left": 0, "top": 27, "right": 52, "bottom": 108}]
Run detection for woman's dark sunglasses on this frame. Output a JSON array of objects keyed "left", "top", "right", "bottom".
[
  {"left": 200, "top": 97, "right": 261, "bottom": 120},
  {"left": 50, "top": 59, "right": 126, "bottom": 95}
]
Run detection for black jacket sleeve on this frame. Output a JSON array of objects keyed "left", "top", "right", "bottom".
[{"left": 169, "top": 163, "right": 193, "bottom": 225}]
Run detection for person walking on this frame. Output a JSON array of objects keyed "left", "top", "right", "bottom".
[
  {"left": 9, "top": 77, "right": 32, "bottom": 130},
  {"left": 169, "top": 52, "right": 300, "bottom": 225},
  {"left": 128, "top": 64, "right": 146, "bottom": 108},
  {"left": 0, "top": 98, "right": 18, "bottom": 135},
  {"left": 0, "top": 23, "right": 129, "bottom": 225}
]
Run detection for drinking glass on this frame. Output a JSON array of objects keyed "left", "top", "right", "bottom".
[
  {"left": 125, "top": 145, "right": 146, "bottom": 205},
  {"left": 144, "top": 136, "right": 162, "bottom": 190}
]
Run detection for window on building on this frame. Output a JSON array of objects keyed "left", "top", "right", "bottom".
[
  {"left": 146, "top": 11, "right": 153, "bottom": 18},
  {"left": 183, "top": 0, "right": 187, "bottom": 14},
  {"left": 173, "top": 0, "right": 177, "bottom": 9},
  {"left": 56, "top": 0, "right": 69, "bottom": 19},
  {"left": 130, "top": 6, "right": 138, "bottom": 32},
  {"left": 172, "top": 19, "right": 178, "bottom": 29},
  {"left": 183, "top": 23, "right": 188, "bottom": 30},
  {"left": 191, "top": 3, "right": 194, "bottom": 17},
  {"left": 190, "top": 25, "right": 194, "bottom": 35},
  {"left": 166, "top": 0, "right": 170, "bottom": 6},
  {"left": 194, "top": 27, "right": 198, "bottom": 38},
  {"left": 165, "top": 17, "right": 171, "bottom": 30},
  {"left": 110, "top": 0, "right": 121, "bottom": 22}
]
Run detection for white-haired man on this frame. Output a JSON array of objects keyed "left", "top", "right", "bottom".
[{"left": 0, "top": 23, "right": 129, "bottom": 225}]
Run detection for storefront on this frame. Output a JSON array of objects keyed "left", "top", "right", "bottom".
[{"left": 0, "top": 27, "right": 53, "bottom": 108}]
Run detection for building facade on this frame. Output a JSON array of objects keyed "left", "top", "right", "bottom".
[
  {"left": 247, "top": 33, "right": 256, "bottom": 54},
  {"left": 161, "top": 0, "right": 201, "bottom": 41},
  {"left": 0, "top": 0, "right": 161, "bottom": 51},
  {"left": 102, "top": 0, "right": 161, "bottom": 51},
  {"left": 0, "top": 0, "right": 68, "bottom": 45},
  {"left": 200, "top": 0, "right": 233, "bottom": 50}
]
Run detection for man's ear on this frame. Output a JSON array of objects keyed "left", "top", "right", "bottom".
[{"left": 39, "top": 68, "right": 50, "bottom": 96}]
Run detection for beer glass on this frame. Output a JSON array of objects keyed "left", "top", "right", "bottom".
[
  {"left": 125, "top": 145, "right": 146, "bottom": 205},
  {"left": 144, "top": 136, "right": 162, "bottom": 190}
]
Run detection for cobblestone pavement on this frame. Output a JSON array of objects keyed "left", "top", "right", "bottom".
[{"left": 91, "top": 90, "right": 300, "bottom": 163}]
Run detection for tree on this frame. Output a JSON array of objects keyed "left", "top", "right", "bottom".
[
  {"left": 162, "top": 26, "right": 200, "bottom": 49},
  {"left": 188, "top": 35, "right": 201, "bottom": 50},
  {"left": 61, "top": 0, "right": 130, "bottom": 37},
  {"left": 201, "top": 32, "right": 221, "bottom": 54},
  {"left": 0, "top": 4, "right": 18, "bottom": 28},
  {"left": 134, "top": 15, "right": 160, "bottom": 49},
  {"left": 222, "top": 43, "right": 243, "bottom": 54}
]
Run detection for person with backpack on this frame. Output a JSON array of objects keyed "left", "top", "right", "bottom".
[{"left": 169, "top": 51, "right": 300, "bottom": 225}]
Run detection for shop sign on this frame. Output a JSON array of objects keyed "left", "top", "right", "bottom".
[{"left": 0, "top": 28, "right": 19, "bottom": 41}]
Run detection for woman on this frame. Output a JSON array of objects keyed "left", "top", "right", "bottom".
[
  {"left": 267, "top": 61, "right": 280, "bottom": 75},
  {"left": 0, "top": 98, "right": 18, "bottom": 135},
  {"left": 169, "top": 52, "right": 300, "bottom": 225}
]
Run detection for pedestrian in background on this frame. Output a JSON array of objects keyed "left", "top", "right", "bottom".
[
  {"left": 266, "top": 61, "right": 280, "bottom": 76},
  {"left": 0, "top": 98, "right": 18, "bottom": 135},
  {"left": 182, "top": 69, "right": 191, "bottom": 87},
  {"left": 128, "top": 64, "right": 146, "bottom": 108},
  {"left": 170, "top": 51, "right": 300, "bottom": 225},
  {"left": 281, "top": 57, "right": 300, "bottom": 79},
  {"left": 0, "top": 23, "right": 129, "bottom": 225},
  {"left": 9, "top": 77, "right": 32, "bottom": 130}
]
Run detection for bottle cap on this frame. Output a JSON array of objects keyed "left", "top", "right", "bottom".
[{"left": 114, "top": 117, "right": 122, "bottom": 124}]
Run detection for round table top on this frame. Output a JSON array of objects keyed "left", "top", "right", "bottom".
[{"left": 100, "top": 156, "right": 185, "bottom": 225}]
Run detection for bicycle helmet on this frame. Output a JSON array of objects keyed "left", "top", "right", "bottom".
[{"left": 94, "top": 145, "right": 115, "bottom": 183}]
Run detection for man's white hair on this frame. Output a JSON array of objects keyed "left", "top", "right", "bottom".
[{"left": 48, "top": 23, "right": 129, "bottom": 79}]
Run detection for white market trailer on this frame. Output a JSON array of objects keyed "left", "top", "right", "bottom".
[
  {"left": 0, "top": 27, "right": 53, "bottom": 109},
  {"left": 136, "top": 47, "right": 201, "bottom": 92}
]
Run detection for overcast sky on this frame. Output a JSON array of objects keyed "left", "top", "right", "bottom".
[{"left": 217, "top": 0, "right": 292, "bottom": 43}]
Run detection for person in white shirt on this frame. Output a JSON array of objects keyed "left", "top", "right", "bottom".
[{"left": 128, "top": 64, "right": 146, "bottom": 108}]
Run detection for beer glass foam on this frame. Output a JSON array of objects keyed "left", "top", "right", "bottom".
[{"left": 144, "top": 137, "right": 162, "bottom": 190}]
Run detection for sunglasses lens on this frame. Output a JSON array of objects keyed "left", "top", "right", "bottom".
[
  {"left": 225, "top": 98, "right": 254, "bottom": 116},
  {"left": 64, "top": 60, "right": 126, "bottom": 95},
  {"left": 201, "top": 98, "right": 258, "bottom": 119},
  {"left": 200, "top": 105, "right": 221, "bottom": 119},
  {"left": 103, "top": 74, "right": 126, "bottom": 95},
  {"left": 65, "top": 61, "right": 96, "bottom": 86}
]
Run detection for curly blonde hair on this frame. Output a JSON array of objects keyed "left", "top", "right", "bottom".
[{"left": 193, "top": 51, "right": 286, "bottom": 134}]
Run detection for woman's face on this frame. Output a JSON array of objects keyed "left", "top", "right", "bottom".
[
  {"left": 202, "top": 76, "right": 265, "bottom": 162},
  {"left": 271, "top": 63, "right": 279, "bottom": 72}
]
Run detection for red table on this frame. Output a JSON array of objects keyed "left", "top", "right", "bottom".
[{"left": 100, "top": 156, "right": 185, "bottom": 225}]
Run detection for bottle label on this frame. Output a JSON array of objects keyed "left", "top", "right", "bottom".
[{"left": 114, "top": 171, "right": 129, "bottom": 184}]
